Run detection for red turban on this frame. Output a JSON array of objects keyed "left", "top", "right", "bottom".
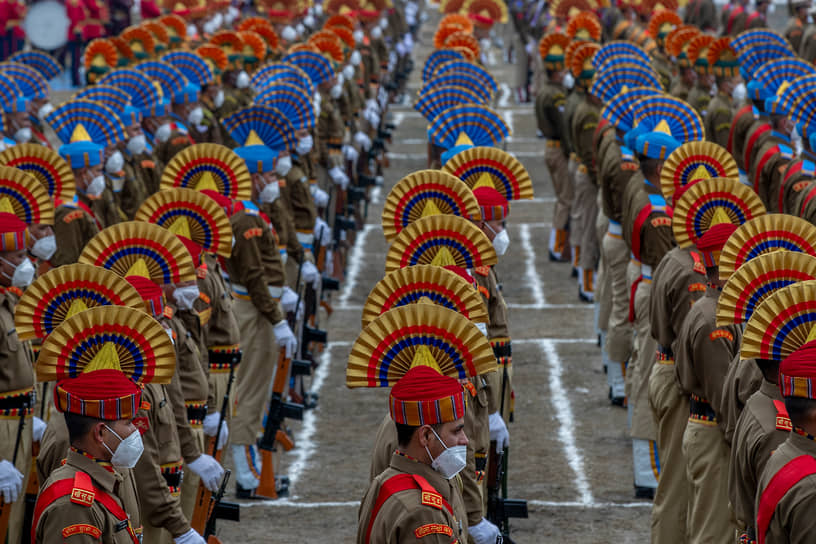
[
  {"left": 55, "top": 369, "right": 142, "bottom": 420},
  {"left": 779, "top": 340, "right": 816, "bottom": 399},
  {"left": 696, "top": 222, "right": 737, "bottom": 267},
  {"left": 473, "top": 186, "right": 509, "bottom": 221},
  {"left": 389, "top": 366, "right": 466, "bottom": 426}
]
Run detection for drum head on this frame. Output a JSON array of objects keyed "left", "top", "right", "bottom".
[{"left": 24, "top": 1, "right": 69, "bottom": 51}]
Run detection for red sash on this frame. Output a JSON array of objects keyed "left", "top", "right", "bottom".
[
  {"left": 727, "top": 5, "right": 744, "bottom": 34},
  {"left": 365, "top": 473, "right": 453, "bottom": 544},
  {"left": 744, "top": 124, "right": 771, "bottom": 177},
  {"left": 780, "top": 160, "right": 803, "bottom": 212},
  {"left": 31, "top": 472, "right": 138, "bottom": 544},
  {"left": 728, "top": 105, "right": 754, "bottom": 157},
  {"left": 801, "top": 184, "right": 816, "bottom": 216},
  {"left": 756, "top": 454, "right": 816, "bottom": 544},
  {"left": 753, "top": 144, "right": 780, "bottom": 192}
]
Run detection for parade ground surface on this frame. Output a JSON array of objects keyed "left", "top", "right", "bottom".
[{"left": 219, "top": 19, "right": 651, "bottom": 542}]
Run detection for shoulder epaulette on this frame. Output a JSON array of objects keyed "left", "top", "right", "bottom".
[
  {"left": 70, "top": 471, "right": 95, "bottom": 507},
  {"left": 773, "top": 399, "right": 793, "bottom": 431},
  {"left": 474, "top": 265, "right": 490, "bottom": 277}
]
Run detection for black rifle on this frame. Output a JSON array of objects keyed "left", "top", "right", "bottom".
[
  {"left": 486, "top": 445, "right": 528, "bottom": 543},
  {"left": 203, "top": 470, "right": 240, "bottom": 541}
]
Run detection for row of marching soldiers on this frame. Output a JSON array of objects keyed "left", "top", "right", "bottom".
[
  {"left": 0, "top": 0, "right": 415, "bottom": 542},
  {"left": 343, "top": 7, "right": 531, "bottom": 542},
  {"left": 535, "top": 2, "right": 816, "bottom": 542}
]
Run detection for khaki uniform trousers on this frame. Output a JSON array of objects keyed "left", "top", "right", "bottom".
[
  {"left": 649, "top": 362, "right": 690, "bottom": 544},
  {"left": 631, "top": 279, "right": 659, "bottom": 489},
  {"left": 603, "top": 230, "right": 631, "bottom": 398},
  {"left": 180, "top": 425, "right": 207, "bottom": 521},
  {"left": 0, "top": 414, "right": 31, "bottom": 544},
  {"left": 624, "top": 260, "right": 641, "bottom": 398},
  {"left": 231, "top": 297, "right": 281, "bottom": 446},
  {"left": 545, "top": 144, "right": 572, "bottom": 232},
  {"left": 572, "top": 166, "right": 599, "bottom": 273},
  {"left": 595, "top": 206, "right": 611, "bottom": 335},
  {"left": 567, "top": 156, "right": 579, "bottom": 268},
  {"left": 682, "top": 419, "right": 737, "bottom": 544}
]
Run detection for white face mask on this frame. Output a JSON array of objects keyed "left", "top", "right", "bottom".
[
  {"left": 330, "top": 83, "right": 343, "bottom": 99},
  {"left": 296, "top": 23, "right": 305, "bottom": 36},
  {"left": 371, "top": 27, "right": 382, "bottom": 39},
  {"left": 37, "top": 103, "right": 54, "bottom": 121},
  {"left": 173, "top": 284, "right": 200, "bottom": 311},
  {"left": 350, "top": 50, "right": 362, "bottom": 66},
  {"left": 1, "top": 257, "right": 35, "bottom": 288},
  {"left": 296, "top": 135, "right": 314, "bottom": 155},
  {"left": 353, "top": 29, "right": 364, "bottom": 44},
  {"left": 31, "top": 234, "right": 56, "bottom": 261},
  {"left": 732, "top": 82, "right": 747, "bottom": 102},
  {"left": 85, "top": 175, "right": 106, "bottom": 197},
  {"left": 187, "top": 106, "right": 204, "bottom": 126},
  {"left": 165, "top": 327, "right": 175, "bottom": 344},
  {"left": 103, "top": 426, "right": 144, "bottom": 469},
  {"left": 13, "top": 127, "right": 31, "bottom": 143},
  {"left": 425, "top": 427, "right": 467, "bottom": 479},
  {"left": 485, "top": 222, "right": 510, "bottom": 256},
  {"left": 259, "top": 181, "right": 280, "bottom": 203},
  {"left": 282, "top": 26, "right": 297, "bottom": 42},
  {"left": 563, "top": 72, "right": 575, "bottom": 90},
  {"left": 214, "top": 89, "right": 225, "bottom": 108},
  {"left": 105, "top": 150, "right": 124, "bottom": 173},
  {"left": 343, "top": 65, "right": 355, "bottom": 81},
  {"left": 155, "top": 123, "right": 173, "bottom": 143},
  {"left": 127, "top": 134, "right": 147, "bottom": 155},
  {"left": 304, "top": 14, "right": 316, "bottom": 28},
  {"left": 314, "top": 4, "right": 322, "bottom": 16},
  {"left": 236, "top": 71, "right": 250, "bottom": 89},
  {"left": 275, "top": 155, "right": 293, "bottom": 176}
]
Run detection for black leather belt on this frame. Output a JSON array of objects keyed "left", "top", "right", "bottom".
[
  {"left": 208, "top": 349, "right": 242, "bottom": 366},
  {"left": 492, "top": 344, "right": 512, "bottom": 358},
  {"left": 161, "top": 470, "right": 183, "bottom": 488},
  {"left": 186, "top": 405, "right": 207, "bottom": 423},
  {"left": 689, "top": 394, "right": 717, "bottom": 423},
  {"left": 0, "top": 391, "right": 32, "bottom": 410}
]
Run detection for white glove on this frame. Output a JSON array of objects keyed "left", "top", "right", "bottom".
[
  {"left": 329, "top": 166, "right": 350, "bottom": 190},
  {"left": 202, "top": 412, "right": 229, "bottom": 449},
  {"left": 301, "top": 260, "right": 320, "bottom": 289},
  {"left": 468, "top": 518, "right": 501, "bottom": 544},
  {"left": 354, "top": 131, "right": 372, "bottom": 151},
  {"left": 173, "top": 528, "right": 207, "bottom": 544},
  {"left": 365, "top": 99, "right": 380, "bottom": 113},
  {"left": 364, "top": 109, "right": 380, "bottom": 128},
  {"left": 187, "top": 454, "right": 224, "bottom": 493},
  {"left": 325, "top": 249, "right": 334, "bottom": 276},
  {"left": 273, "top": 320, "right": 297, "bottom": 358},
  {"left": 525, "top": 39, "right": 535, "bottom": 55},
  {"left": 32, "top": 416, "right": 46, "bottom": 442},
  {"left": 0, "top": 459, "right": 23, "bottom": 503},
  {"left": 314, "top": 217, "right": 332, "bottom": 246},
  {"left": 343, "top": 144, "right": 359, "bottom": 163},
  {"left": 488, "top": 411, "right": 509, "bottom": 453},
  {"left": 280, "top": 286, "right": 299, "bottom": 313},
  {"left": 395, "top": 42, "right": 406, "bottom": 56}
]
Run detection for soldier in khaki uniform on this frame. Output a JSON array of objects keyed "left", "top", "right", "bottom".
[
  {"left": 30, "top": 306, "right": 167, "bottom": 544},
  {"left": 685, "top": 34, "right": 714, "bottom": 118},
  {"left": 222, "top": 117, "right": 297, "bottom": 497},
  {"left": 785, "top": 0, "right": 810, "bottom": 52},
  {"left": 0, "top": 212, "right": 34, "bottom": 544},
  {"left": 536, "top": 33, "right": 572, "bottom": 262},
  {"left": 703, "top": 39, "right": 741, "bottom": 151}
]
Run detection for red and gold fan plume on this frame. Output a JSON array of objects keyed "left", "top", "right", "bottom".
[
  {"left": 385, "top": 215, "right": 497, "bottom": 274},
  {"left": 325, "top": 0, "right": 359, "bottom": 14},
  {"left": 361, "top": 265, "right": 488, "bottom": 328},
  {"left": 660, "top": 141, "right": 739, "bottom": 202},
  {"left": 37, "top": 306, "right": 176, "bottom": 385},
  {"left": 161, "top": 143, "right": 252, "bottom": 202},
  {"left": 250, "top": 24, "right": 281, "bottom": 52},
  {"left": 134, "top": 187, "right": 233, "bottom": 258},
  {"left": 566, "top": 12, "right": 602, "bottom": 42},
  {"left": 0, "top": 166, "right": 54, "bottom": 225},
  {"left": 309, "top": 33, "right": 345, "bottom": 63},
  {"left": 382, "top": 170, "right": 481, "bottom": 243},
  {"left": 328, "top": 25, "right": 355, "bottom": 49},
  {"left": 741, "top": 281, "right": 816, "bottom": 361},
  {"left": 121, "top": 26, "right": 156, "bottom": 58},
  {"left": 463, "top": 0, "right": 509, "bottom": 24},
  {"left": 439, "top": 0, "right": 466, "bottom": 14},
  {"left": 14, "top": 264, "right": 145, "bottom": 341},
  {"left": 0, "top": 144, "right": 75, "bottom": 204},
  {"left": 84, "top": 39, "right": 118, "bottom": 73},
  {"left": 325, "top": 14, "right": 355, "bottom": 29},
  {"left": 442, "top": 146, "right": 534, "bottom": 200},
  {"left": 236, "top": 16, "right": 273, "bottom": 32},
  {"left": 647, "top": 10, "right": 682, "bottom": 46},
  {"left": 717, "top": 252, "right": 816, "bottom": 327},
  {"left": 440, "top": 14, "right": 474, "bottom": 34},
  {"left": 552, "top": 0, "right": 593, "bottom": 20},
  {"left": 720, "top": 214, "right": 816, "bottom": 281},
  {"left": 239, "top": 30, "right": 268, "bottom": 61},
  {"left": 160, "top": 14, "right": 187, "bottom": 45},
  {"left": 197, "top": 45, "right": 228, "bottom": 75},
  {"left": 347, "top": 304, "right": 495, "bottom": 388},
  {"left": 142, "top": 21, "right": 170, "bottom": 50},
  {"left": 435, "top": 24, "right": 467, "bottom": 50},
  {"left": 443, "top": 32, "right": 480, "bottom": 59},
  {"left": 79, "top": 221, "right": 197, "bottom": 285}
]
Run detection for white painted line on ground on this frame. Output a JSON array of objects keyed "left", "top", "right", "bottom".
[
  {"left": 369, "top": 185, "right": 382, "bottom": 205},
  {"left": 540, "top": 339, "right": 594, "bottom": 505},
  {"left": 503, "top": 110, "right": 514, "bottom": 142},
  {"left": 284, "top": 347, "right": 333, "bottom": 493},
  {"left": 498, "top": 83, "right": 510, "bottom": 108},
  {"left": 519, "top": 223, "right": 546, "bottom": 306},
  {"left": 388, "top": 151, "right": 545, "bottom": 160},
  {"left": 390, "top": 112, "right": 405, "bottom": 127},
  {"left": 388, "top": 107, "right": 536, "bottom": 117},
  {"left": 514, "top": 337, "right": 598, "bottom": 344},
  {"left": 335, "top": 303, "right": 590, "bottom": 311},
  {"left": 338, "top": 224, "right": 376, "bottom": 308},
  {"left": 237, "top": 499, "right": 651, "bottom": 509}
]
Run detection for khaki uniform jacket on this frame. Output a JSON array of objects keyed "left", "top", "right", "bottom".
[
  {"left": 225, "top": 207, "right": 286, "bottom": 324},
  {"left": 199, "top": 254, "right": 240, "bottom": 350},
  {"left": 800, "top": 24, "right": 816, "bottom": 62},
  {"left": 687, "top": 85, "right": 712, "bottom": 117},
  {"left": 473, "top": 266, "right": 508, "bottom": 414},
  {"left": 621, "top": 173, "right": 675, "bottom": 268},
  {"left": 370, "top": 413, "right": 397, "bottom": 481},
  {"left": 686, "top": 0, "right": 717, "bottom": 30},
  {"left": 358, "top": 452, "right": 468, "bottom": 544},
  {"left": 729, "top": 378, "right": 790, "bottom": 530},
  {"left": 669, "top": 80, "right": 690, "bottom": 102},
  {"left": 261, "top": 199, "right": 302, "bottom": 265},
  {"left": 755, "top": 430, "right": 816, "bottom": 543},
  {"left": 750, "top": 135, "right": 793, "bottom": 210},
  {"left": 284, "top": 166, "right": 318, "bottom": 232},
  {"left": 317, "top": 90, "right": 345, "bottom": 169},
  {"left": 675, "top": 288, "right": 742, "bottom": 427},
  {"left": 730, "top": 109, "right": 761, "bottom": 173},
  {"left": 52, "top": 201, "right": 100, "bottom": 267},
  {"left": 569, "top": 97, "right": 600, "bottom": 183},
  {"left": 534, "top": 81, "right": 567, "bottom": 145},
  {"left": 0, "top": 288, "right": 33, "bottom": 395},
  {"left": 119, "top": 152, "right": 154, "bottom": 220},
  {"left": 704, "top": 93, "right": 734, "bottom": 151},
  {"left": 562, "top": 90, "right": 583, "bottom": 157},
  {"left": 786, "top": 17, "right": 806, "bottom": 52},
  {"left": 743, "top": 120, "right": 775, "bottom": 182},
  {"left": 649, "top": 246, "right": 707, "bottom": 353},
  {"left": 78, "top": 189, "right": 121, "bottom": 230},
  {"left": 651, "top": 53, "right": 673, "bottom": 92},
  {"left": 720, "top": 354, "right": 763, "bottom": 445},
  {"left": 35, "top": 450, "right": 141, "bottom": 544},
  {"left": 597, "top": 131, "right": 638, "bottom": 224},
  {"left": 779, "top": 155, "right": 816, "bottom": 214},
  {"left": 190, "top": 107, "right": 225, "bottom": 146},
  {"left": 133, "top": 382, "right": 190, "bottom": 537}
]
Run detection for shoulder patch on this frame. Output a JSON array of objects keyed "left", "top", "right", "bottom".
[
  {"left": 774, "top": 400, "right": 793, "bottom": 431},
  {"left": 477, "top": 285, "right": 489, "bottom": 299},
  {"left": 621, "top": 162, "right": 638, "bottom": 171},
  {"left": 651, "top": 217, "right": 672, "bottom": 227},
  {"left": 70, "top": 472, "right": 95, "bottom": 507},
  {"left": 62, "top": 524, "right": 102, "bottom": 539},
  {"left": 414, "top": 523, "right": 453, "bottom": 538},
  {"left": 688, "top": 282, "right": 706, "bottom": 293},
  {"left": 63, "top": 210, "right": 85, "bottom": 224},
  {"left": 474, "top": 266, "right": 490, "bottom": 277},
  {"left": 243, "top": 227, "right": 264, "bottom": 240},
  {"left": 709, "top": 329, "right": 734, "bottom": 342},
  {"left": 794, "top": 180, "right": 812, "bottom": 192},
  {"left": 133, "top": 416, "right": 149, "bottom": 435},
  {"left": 420, "top": 490, "right": 444, "bottom": 510},
  {"left": 140, "top": 160, "right": 155, "bottom": 169}
]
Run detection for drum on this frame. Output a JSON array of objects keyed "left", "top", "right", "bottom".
[{"left": 23, "top": 0, "right": 70, "bottom": 51}]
